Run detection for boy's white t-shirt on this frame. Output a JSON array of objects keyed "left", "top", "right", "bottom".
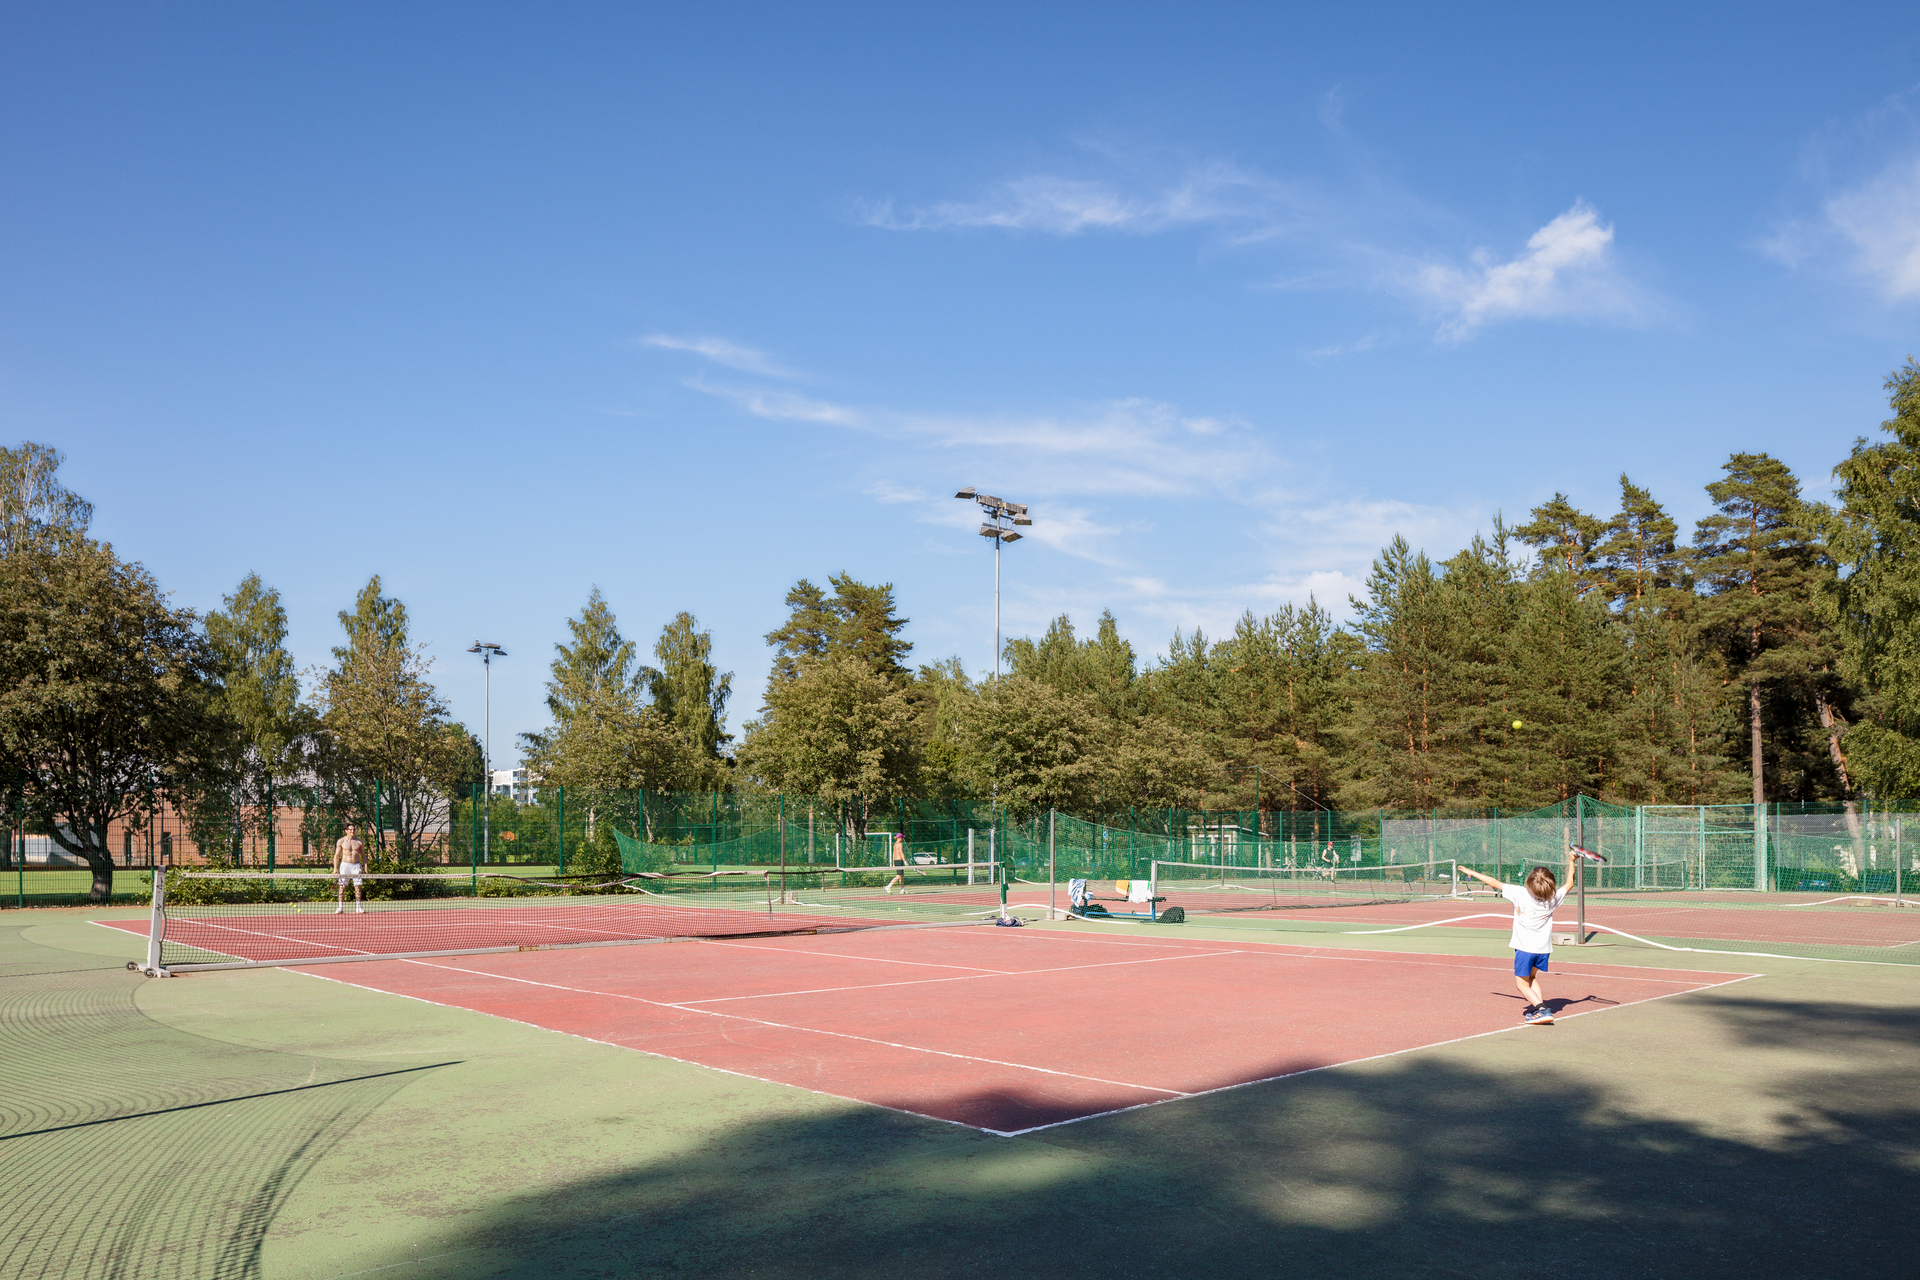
[{"left": 1502, "top": 882, "right": 1569, "bottom": 953}]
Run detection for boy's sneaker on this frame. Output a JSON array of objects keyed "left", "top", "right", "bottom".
[{"left": 1532, "top": 1005, "right": 1555, "bottom": 1025}]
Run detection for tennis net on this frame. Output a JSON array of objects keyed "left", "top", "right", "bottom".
[
  {"left": 1148, "top": 859, "right": 1463, "bottom": 916},
  {"left": 137, "top": 864, "right": 1007, "bottom": 973}
]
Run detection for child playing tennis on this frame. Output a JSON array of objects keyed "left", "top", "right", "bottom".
[{"left": 1458, "top": 849, "right": 1579, "bottom": 1025}]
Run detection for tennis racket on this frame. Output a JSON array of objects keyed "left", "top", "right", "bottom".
[{"left": 1568, "top": 844, "right": 1608, "bottom": 864}]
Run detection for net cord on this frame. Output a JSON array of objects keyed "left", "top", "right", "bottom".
[
  {"left": 139, "top": 916, "right": 986, "bottom": 975},
  {"left": 1337, "top": 911, "right": 1919, "bottom": 967}
]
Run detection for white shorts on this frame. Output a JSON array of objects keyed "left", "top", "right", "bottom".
[{"left": 336, "top": 862, "right": 364, "bottom": 886}]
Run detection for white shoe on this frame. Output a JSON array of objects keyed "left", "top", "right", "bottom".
[
  {"left": 334, "top": 907, "right": 343, "bottom": 914},
  {"left": 355, "top": 906, "right": 365, "bottom": 913}
]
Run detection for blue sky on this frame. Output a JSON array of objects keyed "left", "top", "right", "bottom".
[{"left": 4, "top": 4, "right": 1918, "bottom": 761}]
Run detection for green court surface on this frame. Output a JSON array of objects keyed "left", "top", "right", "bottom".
[{"left": 3, "top": 905, "right": 1916, "bottom": 1279}]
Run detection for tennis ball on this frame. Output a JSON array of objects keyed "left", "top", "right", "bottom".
[{"left": 1511, "top": 720, "right": 1524, "bottom": 729}]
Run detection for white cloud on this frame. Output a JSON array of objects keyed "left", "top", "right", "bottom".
[
  {"left": 1408, "top": 203, "right": 1639, "bottom": 341},
  {"left": 859, "top": 162, "right": 1302, "bottom": 237},
  {"left": 691, "top": 379, "right": 860, "bottom": 426},
  {"left": 860, "top": 143, "right": 1648, "bottom": 341},
  {"left": 684, "top": 375, "right": 1275, "bottom": 504},
  {"left": 1820, "top": 155, "right": 1920, "bottom": 300},
  {"left": 642, "top": 334, "right": 794, "bottom": 377}
]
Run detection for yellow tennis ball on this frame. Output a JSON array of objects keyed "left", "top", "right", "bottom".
[{"left": 1511, "top": 720, "right": 1524, "bottom": 729}]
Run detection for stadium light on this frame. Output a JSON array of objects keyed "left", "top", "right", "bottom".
[
  {"left": 955, "top": 488, "right": 1034, "bottom": 681},
  {"left": 467, "top": 642, "right": 507, "bottom": 864}
]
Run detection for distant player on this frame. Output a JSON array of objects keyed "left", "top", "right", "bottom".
[
  {"left": 1320, "top": 842, "right": 1338, "bottom": 880},
  {"left": 333, "top": 823, "right": 367, "bottom": 914},
  {"left": 885, "top": 832, "right": 908, "bottom": 894},
  {"left": 1458, "top": 849, "right": 1578, "bottom": 1024}
]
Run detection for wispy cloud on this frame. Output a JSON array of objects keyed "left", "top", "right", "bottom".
[
  {"left": 1404, "top": 203, "right": 1643, "bottom": 342},
  {"left": 860, "top": 140, "right": 1649, "bottom": 342},
  {"left": 1758, "top": 91, "right": 1920, "bottom": 303},
  {"left": 858, "top": 161, "right": 1307, "bottom": 238},
  {"left": 642, "top": 334, "right": 795, "bottom": 377},
  {"left": 1767, "top": 154, "right": 1920, "bottom": 301},
  {"left": 1824, "top": 157, "right": 1920, "bottom": 298},
  {"left": 685, "top": 376, "right": 1274, "bottom": 505},
  {"left": 690, "top": 379, "right": 860, "bottom": 425}
]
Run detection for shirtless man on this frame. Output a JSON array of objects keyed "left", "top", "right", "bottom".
[
  {"left": 885, "top": 832, "right": 908, "bottom": 894},
  {"left": 333, "top": 824, "right": 367, "bottom": 914}
]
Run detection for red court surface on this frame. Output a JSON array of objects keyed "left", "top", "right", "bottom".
[
  {"left": 101, "top": 898, "right": 977, "bottom": 965},
  {"left": 288, "top": 927, "right": 1747, "bottom": 1135}
]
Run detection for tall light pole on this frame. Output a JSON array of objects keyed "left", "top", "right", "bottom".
[
  {"left": 468, "top": 642, "right": 506, "bottom": 864},
  {"left": 953, "top": 488, "right": 1032, "bottom": 681}
]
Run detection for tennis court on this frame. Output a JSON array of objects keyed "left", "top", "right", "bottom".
[
  {"left": 10, "top": 881, "right": 1919, "bottom": 1280},
  {"left": 252, "top": 927, "right": 1745, "bottom": 1134}
]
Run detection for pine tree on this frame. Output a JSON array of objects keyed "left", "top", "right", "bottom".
[
  {"left": 765, "top": 580, "right": 836, "bottom": 688},
  {"left": 763, "top": 574, "right": 912, "bottom": 698},
  {"left": 1204, "top": 602, "right": 1352, "bottom": 815},
  {"left": 1826, "top": 359, "right": 1920, "bottom": 797},
  {"left": 1594, "top": 475, "right": 1683, "bottom": 609},
  {"left": 1515, "top": 493, "right": 1607, "bottom": 596},
  {"left": 1691, "top": 454, "right": 1832, "bottom": 805},
  {"left": 650, "top": 611, "right": 733, "bottom": 762},
  {"left": 1343, "top": 536, "right": 1451, "bottom": 807},
  {"left": 1006, "top": 610, "right": 1138, "bottom": 720},
  {"left": 825, "top": 573, "right": 912, "bottom": 682}
]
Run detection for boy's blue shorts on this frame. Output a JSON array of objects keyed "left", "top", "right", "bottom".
[{"left": 1513, "top": 950, "right": 1550, "bottom": 977}]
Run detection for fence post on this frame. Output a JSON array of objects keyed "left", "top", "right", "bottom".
[
  {"left": 556, "top": 786, "right": 566, "bottom": 876},
  {"left": 265, "top": 774, "right": 275, "bottom": 875},
  {"left": 469, "top": 784, "right": 478, "bottom": 893},
  {"left": 1755, "top": 801, "right": 1768, "bottom": 892}
]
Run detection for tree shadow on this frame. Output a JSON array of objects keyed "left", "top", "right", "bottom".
[{"left": 426, "top": 999, "right": 1920, "bottom": 1280}]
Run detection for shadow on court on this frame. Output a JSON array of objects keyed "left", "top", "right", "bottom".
[
  {"left": 423, "top": 1005, "right": 1920, "bottom": 1280},
  {"left": 0, "top": 925, "right": 451, "bottom": 1280}
]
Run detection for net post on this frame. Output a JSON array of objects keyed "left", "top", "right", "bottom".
[
  {"left": 144, "top": 860, "right": 168, "bottom": 975},
  {"left": 1149, "top": 861, "right": 1158, "bottom": 922},
  {"left": 1576, "top": 795, "right": 1588, "bottom": 944}
]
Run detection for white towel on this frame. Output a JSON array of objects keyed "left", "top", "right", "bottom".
[{"left": 1127, "top": 879, "right": 1153, "bottom": 903}]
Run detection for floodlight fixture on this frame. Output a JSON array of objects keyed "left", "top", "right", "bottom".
[
  {"left": 467, "top": 641, "right": 508, "bottom": 865},
  {"left": 957, "top": 486, "right": 1035, "bottom": 682}
]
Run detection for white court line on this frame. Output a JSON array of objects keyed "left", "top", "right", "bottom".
[
  {"left": 911, "top": 921, "right": 1734, "bottom": 981},
  {"left": 389, "top": 958, "right": 1188, "bottom": 1099}
]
